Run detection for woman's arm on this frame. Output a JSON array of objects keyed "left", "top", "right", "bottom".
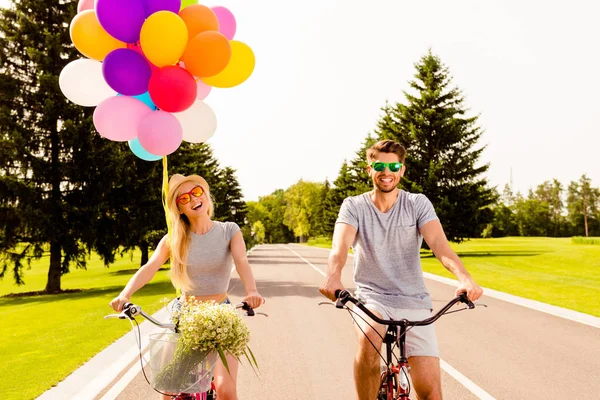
[
  {"left": 230, "top": 231, "right": 263, "bottom": 308},
  {"left": 109, "top": 234, "right": 171, "bottom": 311}
]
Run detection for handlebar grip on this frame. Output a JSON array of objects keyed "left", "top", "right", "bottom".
[
  {"left": 459, "top": 292, "right": 475, "bottom": 309},
  {"left": 335, "top": 289, "right": 349, "bottom": 309}
]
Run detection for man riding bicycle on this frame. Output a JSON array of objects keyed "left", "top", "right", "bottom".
[{"left": 319, "top": 139, "right": 483, "bottom": 400}]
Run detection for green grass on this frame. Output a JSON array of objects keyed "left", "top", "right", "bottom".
[
  {"left": 0, "top": 251, "right": 177, "bottom": 400},
  {"left": 572, "top": 236, "right": 600, "bottom": 245},
  {"left": 305, "top": 237, "right": 600, "bottom": 317}
]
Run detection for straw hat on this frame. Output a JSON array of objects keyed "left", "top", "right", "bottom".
[{"left": 168, "top": 174, "right": 210, "bottom": 195}]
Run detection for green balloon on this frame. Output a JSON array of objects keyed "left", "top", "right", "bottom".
[{"left": 180, "top": 0, "right": 198, "bottom": 10}]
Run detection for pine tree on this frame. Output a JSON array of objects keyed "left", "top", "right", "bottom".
[
  {"left": 0, "top": 0, "right": 126, "bottom": 292},
  {"left": 374, "top": 50, "right": 495, "bottom": 242}
]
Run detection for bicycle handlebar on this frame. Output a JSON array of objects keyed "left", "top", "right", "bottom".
[
  {"left": 334, "top": 289, "right": 475, "bottom": 327},
  {"left": 104, "top": 301, "right": 267, "bottom": 331}
]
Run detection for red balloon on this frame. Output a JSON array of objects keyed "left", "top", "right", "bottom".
[{"left": 148, "top": 66, "right": 196, "bottom": 113}]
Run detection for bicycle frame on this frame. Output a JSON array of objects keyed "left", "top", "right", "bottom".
[{"left": 334, "top": 290, "right": 475, "bottom": 400}]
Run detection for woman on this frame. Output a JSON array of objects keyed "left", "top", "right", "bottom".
[{"left": 110, "top": 173, "right": 264, "bottom": 400}]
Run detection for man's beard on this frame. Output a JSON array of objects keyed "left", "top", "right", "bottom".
[{"left": 373, "top": 179, "right": 397, "bottom": 193}]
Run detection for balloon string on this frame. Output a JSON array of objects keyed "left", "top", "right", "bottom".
[
  {"left": 162, "top": 155, "right": 171, "bottom": 244},
  {"left": 161, "top": 156, "right": 180, "bottom": 298}
]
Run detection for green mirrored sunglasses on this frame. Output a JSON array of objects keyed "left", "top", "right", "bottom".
[{"left": 371, "top": 162, "right": 403, "bottom": 172}]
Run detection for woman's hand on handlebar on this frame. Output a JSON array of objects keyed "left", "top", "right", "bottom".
[
  {"left": 110, "top": 294, "right": 131, "bottom": 312},
  {"left": 244, "top": 290, "right": 265, "bottom": 309}
]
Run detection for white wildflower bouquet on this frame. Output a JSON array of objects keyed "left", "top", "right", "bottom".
[{"left": 152, "top": 297, "right": 258, "bottom": 392}]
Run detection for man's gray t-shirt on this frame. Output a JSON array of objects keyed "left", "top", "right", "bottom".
[{"left": 336, "top": 191, "right": 438, "bottom": 310}]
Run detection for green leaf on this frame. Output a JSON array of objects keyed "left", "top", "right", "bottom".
[{"left": 217, "top": 347, "right": 230, "bottom": 375}]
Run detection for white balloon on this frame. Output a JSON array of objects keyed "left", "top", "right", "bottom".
[
  {"left": 59, "top": 58, "right": 116, "bottom": 107},
  {"left": 173, "top": 100, "right": 217, "bottom": 143}
]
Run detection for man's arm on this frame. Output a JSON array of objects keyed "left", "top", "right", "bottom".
[
  {"left": 319, "top": 223, "right": 357, "bottom": 301},
  {"left": 420, "top": 219, "right": 483, "bottom": 302}
]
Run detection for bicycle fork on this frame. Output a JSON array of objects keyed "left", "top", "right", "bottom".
[{"left": 380, "top": 324, "right": 411, "bottom": 399}]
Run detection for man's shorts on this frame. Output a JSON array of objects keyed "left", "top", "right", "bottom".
[{"left": 352, "top": 296, "right": 440, "bottom": 358}]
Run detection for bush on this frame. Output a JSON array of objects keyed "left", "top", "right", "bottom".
[{"left": 571, "top": 236, "right": 600, "bottom": 245}]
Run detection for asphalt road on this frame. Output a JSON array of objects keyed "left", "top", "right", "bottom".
[{"left": 97, "top": 244, "right": 600, "bottom": 400}]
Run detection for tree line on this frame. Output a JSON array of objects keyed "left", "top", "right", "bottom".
[{"left": 244, "top": 51, "right": 598, "bottom": 245}]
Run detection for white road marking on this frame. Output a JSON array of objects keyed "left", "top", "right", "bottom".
[{"left": 284, "top": 244, "right": 497, "bottom": 400}]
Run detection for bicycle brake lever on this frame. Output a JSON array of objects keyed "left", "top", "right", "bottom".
[{"left": 104, "top": 314, "right": 127, "bottom": 320}]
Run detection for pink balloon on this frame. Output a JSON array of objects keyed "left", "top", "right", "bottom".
[
  {"left": 93, "top": 96, "right": 151, "bottom": 141},
  {"left": 196, "top": 79, "right": 212, "bottom": 100},
  {"left": 77, "top": 0, "right": 95, "bottom": 13},
  {"left": 137, "top": 111, "right": 183, "bottom": 156},
  {"left": 211, "top": 6, "right": 236, "bottom": 40}
]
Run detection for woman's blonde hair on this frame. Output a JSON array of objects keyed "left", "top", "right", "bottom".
[{"left": 166, "top": 174, "right": 214, "bottom": 292}]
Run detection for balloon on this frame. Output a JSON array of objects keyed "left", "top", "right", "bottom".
[
  {"left": 128, "top": 138, "right": 162, "bottom": 161},
  {"left": 181, "top": 31, "right": 231, "bottom": 77},
  {"left": 173, "top": 100, "right": 216, "bottom": 143},
  {"left": 178, "top": 4, "right": 218, "bottom": 39},
  {"left": 96, "top": 0, "right": 146, "bottom": 43},
  {"left": 180, "top": 0, "right": 197, "bottom": 10},
  {"left": 196, "top": 79, "right": 211, "bottom": 100},
  {"left": 143, "top": 0, "right": 182, "bottom": 18},
  {"left": 93, "top": 96, "right": 152, "bottom": 141},
  {"left": 117, "top": 92, "right": 158, "bottom": 110},
  {"left": 137, "top": 111, "right": 183, "bottom": 156},
  {"left": 201, "top": 40, "right": 255, "bottom": 88},
  {"left": 103, "top": 48, "right": 152, "bottom": 96},
  {"left": 148, "top": 66, "right": 196, "bottom": 112},
  {"left": 140, "top": 11, "right": 188, "bottom": 67},
  {"left": 77, "top": 0, "right": 95, "bottom": 13},
  {"left": 212, "top": 6, "right": 236, "bottom": 40},
  {"left": 69, "top": 10, "right": 126, "bottom": 61},
  {"left": 127, "top": 43, "right": 159, "bottom": 72},
  {"left": 59, "top": 59, "right": 116, "bottom": 106}
]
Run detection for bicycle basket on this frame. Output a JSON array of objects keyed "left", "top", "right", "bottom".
[{"left": 148, "top": 332, "right": 218, "bottom": 393}]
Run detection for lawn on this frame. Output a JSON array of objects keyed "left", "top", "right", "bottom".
[
  {"left": 305, "top": 236, "right": 600, "bottom": 317},
  {"left": 0, "top": 250, "right": 177, "bottom": 400}
]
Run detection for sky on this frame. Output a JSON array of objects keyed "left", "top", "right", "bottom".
[{"left": 2, "top": 0, "right": 599, "bottom": 201}]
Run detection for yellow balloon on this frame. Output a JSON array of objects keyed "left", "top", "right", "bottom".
[
  {"left": 140, "top": 11, "right": 188, "bottom": 67},
  {"left": 69, "top": 10, "right": 126, "bottom": 61},
  {"left": 201, "top": 41, "right": 255, "bottom": 88}
]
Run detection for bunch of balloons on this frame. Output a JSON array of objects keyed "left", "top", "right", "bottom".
[{"left": 59, "top": 0, "right": 255, "bottom": 161}]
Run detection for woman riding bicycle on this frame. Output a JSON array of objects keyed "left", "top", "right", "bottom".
[{"left": 110, "top": 173, "right": 264, "bottom": 400}]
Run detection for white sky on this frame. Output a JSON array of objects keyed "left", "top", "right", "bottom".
[{"left": 2, "top": 0, "right": 599, "bottom": 200}]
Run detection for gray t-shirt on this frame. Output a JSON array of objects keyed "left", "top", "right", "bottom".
[
  {"left": 183, "top": 221, "right": 240, "bottom": 296},
  {"left": 336, "top": 191, "right": 438, "bottom": 309}
]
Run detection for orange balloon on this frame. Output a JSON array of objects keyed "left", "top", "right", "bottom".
[
  {"left": 70, "top": 10, "right": 126, "bottom": 61},
  {"left": 182, "top": 31, "right": 231, "bottom": 77},
  {"left": 178, "top": 4, "right": 219, "bottom": 39}
]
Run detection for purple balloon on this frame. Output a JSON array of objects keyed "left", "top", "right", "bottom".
[
  {"left": 96, "top": 0, "right": 146, "bottom": 43},
  {"left": 103, "top": 49, "right": 152, "bottom": 96},
  {"left": 142, "top": 0, "right": 182, "bottom": 18}
]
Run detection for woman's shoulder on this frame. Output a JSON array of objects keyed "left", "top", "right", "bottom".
[{"left": 214, "top": 221, "right": 241, "bottom": 237}]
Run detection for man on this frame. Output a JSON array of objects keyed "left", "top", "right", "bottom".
[{"left": 319, "top": 139, "right": 483, "bottom": 400}]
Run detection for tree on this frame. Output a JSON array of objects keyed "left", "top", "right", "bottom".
[
  {"left": 247, "top": 190, "right": 294, "bottom": 244},
  {"left": 312, "top": 179, "right": 339, "bottom": 238},
  {"left": 513, "top": 190, "right": 550, "bottom": 236},
  {"left": 0, "top": 0, "right": 127, "bottom": 292},
  {"left": 534, "top": 179, "right": 565, "bottom": 237},
  {"left": 212, "top": 166, "right": 247, "bottom": 227},
  {"left": 567, "top": 175, "right": 599, "bottom": 237},
  {"left": 283, "top": 180, "right": 324, "bottom": 241},
  {"left": 372, "top": 49, "right": 495, "bottom": 242}
]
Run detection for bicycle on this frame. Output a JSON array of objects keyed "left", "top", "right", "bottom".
[
  {"left": 105, "top": 300, "right": 267, "bottom": 400},
  {"left": 323, "top": 289, "right": 480, "bottom": 400}
]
